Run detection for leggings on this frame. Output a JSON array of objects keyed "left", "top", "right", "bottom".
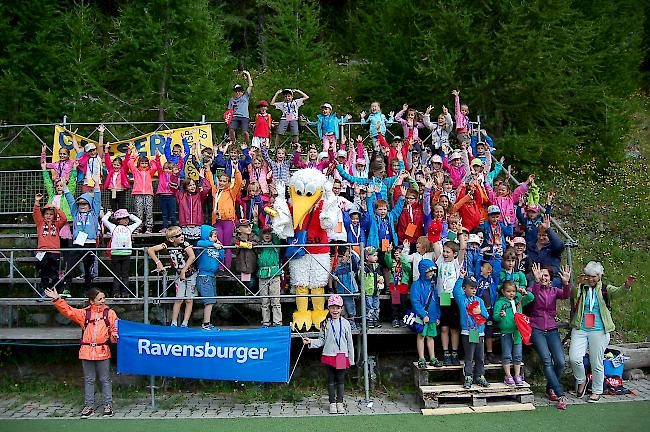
[
  {"left": 82, "top": 359, "right": 112, "bottom": 406},
  {"left": 213, "top": 219, "right": 235, "bottom": 269},
  {"left": 326, "top": 365, "right": 346, "bottom": 403},
  {"left": 109, "top": 190, "right": 127, "bottom": 213}
]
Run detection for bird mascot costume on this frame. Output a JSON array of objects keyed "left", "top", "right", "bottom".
[{"left": 272, "top": 168, "right": 338, "bottom": 330}]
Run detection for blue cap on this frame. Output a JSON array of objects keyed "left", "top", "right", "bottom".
[{"left": 487, "top": 205, "right": 501, "bottom": 215}]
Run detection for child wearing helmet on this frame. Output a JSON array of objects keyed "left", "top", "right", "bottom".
[{"left": 303, "top": 294, "right": 355, "bottom": 415}]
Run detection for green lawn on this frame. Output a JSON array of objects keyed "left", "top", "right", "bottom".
[{"left": 1, "top": 401, "right": 648, "bottom": 432}]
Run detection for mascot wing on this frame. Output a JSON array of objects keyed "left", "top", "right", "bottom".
[
  {"left": 319, "top": 178, "right": 338, "bottom": 231},
  {"left": 272, "top": 182, "right": 295, "bottom": 239}
]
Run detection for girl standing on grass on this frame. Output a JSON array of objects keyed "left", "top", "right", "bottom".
[
  {"left": 303, "top": 294, "right": 355, "bottom": 415},
  {"left": 44, "top": 287, "right": 118, "bottom": 419}
]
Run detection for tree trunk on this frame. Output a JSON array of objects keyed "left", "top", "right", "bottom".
[{"left": 257, "top": 7, "right": 267, "bottom": 68}]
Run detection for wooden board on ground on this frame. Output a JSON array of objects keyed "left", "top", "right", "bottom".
[
  {"left": 421, "top": 403, "right": 535, "bottom": 415},
  {"left": 418, "top": 382, "right": 534, "bottom": 409}
]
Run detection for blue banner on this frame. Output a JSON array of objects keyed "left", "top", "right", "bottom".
[{"left": 117, "top": 321, "right": 291, "bottom": 383}]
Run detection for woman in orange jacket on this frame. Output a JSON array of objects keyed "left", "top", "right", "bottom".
[
  {"left": 44, "top": 287, "right": 118, "bottom": 419},
  {"left": 208, "top": 166, "right": 243, "bottom": 270}
]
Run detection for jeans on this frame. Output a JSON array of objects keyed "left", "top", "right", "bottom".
[
  {"left": 343, "top": 295, "right": 356, "bottom": 319},
  {"left": 531, "top": 327, "right": 566, "bottom": 397},
  {"left": 159, "top": 194, "right": 177, "bottom": 228},
  {"left": 461, "top": 335, "right": 485, "bottom": 378},
  {"left": 326, "top": 365, "right": 346, "bottom": 403},
  {"left": 82, "top": 359, "right": 112, "bottom": 406},
  {"left": 501, "top": 333, "right": 523, "bottom": 365},
  {"left": 365, "top": 295, "right": 379, "bottom": 322},
  {"left": 569, "top": 328, "right": 610, "bottom": 395}
]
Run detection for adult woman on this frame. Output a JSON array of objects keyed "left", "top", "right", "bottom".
[
  {"left": 527, "top": 215, "right": 564, "bottom": 285},
  {"left": 529, "top": 263, "right": 572, "bottom": 410},
  {"left": 569, "top": 261, "right": 636, "bottom": 402}
]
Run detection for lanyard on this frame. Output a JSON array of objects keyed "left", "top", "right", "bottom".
[
  {"left": 465, "top": 296, "right": 477, "bottom": 329},
  {"left": 350, "top": 224, "right": 360, "bottom": 242},
  {"left": 330, "top": 318, "right": 343, "bottom": 350},
  {"left": 408, "top": 205, "right": 414, "bottom": 222},
  {"left": 587, "top": 287, "right": 597, "bottom": 313},
  {"left": 285, "top": 101, "right": 295, "bottom": 117}
]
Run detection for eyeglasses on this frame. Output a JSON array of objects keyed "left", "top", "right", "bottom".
[{"left": 171, "top": 233, "right": 183, "bottom": 239}]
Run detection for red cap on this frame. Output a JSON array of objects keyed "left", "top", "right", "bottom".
[{"left": 257, "top": 100, "right": 269, "bottom": 107}]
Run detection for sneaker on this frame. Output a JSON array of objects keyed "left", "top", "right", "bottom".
[
  {"left": 375, "top": 321, "right": 382, "bottom": 328},
  {"left": 555, "top": 396, "right": 568, "bottom": 410},
  {"left": 451, "top": 351, "right": 461, "bottom": 366},
  {"left": 504, "top": 375, "right": 516, "bottom": 386},
  {"left": 80, "top": 406, "right": 94, "bottom": 419},
  {"left": 367, "top": 321, "right": 375, "bottom": 329},
  {"left": 514, "top": 375, "right": 524, "bottom": 386},
  {"left": 329, "top": 402, "right": 337, "bottom": 414},
  {"left": 463, "top": 376, "right": 473, "bottom": 389},
  {"left": 180, "top": 323, "right": 188, "bottom": 328},
  {"left": 60, "top": 289, "right": 72, "bottom": 299},
  {"left": 103, "top": 404, "right": 114, "bottom": 417},
  {"left": 170, "top": 322, "right": 178, "bottom": 327},
  {"left": 400, "top": 321, "right": 408, "bottom": 328},
  {"left": 391, "top": 319, "right": 400, "bottom": 328},
  {"left": 336, "top": 402, "right": 345, "bottom": 414},
  {"left": 417, "top": 358, "right": 427, "bottom": 369},
  {"left": 74, "top": 275, "right": 84, "bottom": 281},
  {"left": 474, "top": 375, "right": 490, "bottom": 387},
  {"left": 272, "top": 323, "right": 283, "bottom": 327},
  {"left": 429, "top": 357, "right": 442, "bottom": 367},
  {"left": 547, "top": 388, "right": 559, "bottom": 402},
  {"left": 202, "top": 323, "right": 216, "bottom": 330},
  {"left": 442, "top": 352, "right": 452, "bottom": 366}
]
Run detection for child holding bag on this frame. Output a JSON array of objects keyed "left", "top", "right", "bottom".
[{"left": 303, "top": 294, "right": 355, "bottom": 415}]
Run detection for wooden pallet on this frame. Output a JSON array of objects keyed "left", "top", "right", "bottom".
[
  {"left": 412, "top": 361, "right": 510, "bottom": 386},
  {"left": 418, "top": 382, "right": 534, "bottom": 409},
  {"left": 421, "top": 403, "right": 535, "bottom": 415}
]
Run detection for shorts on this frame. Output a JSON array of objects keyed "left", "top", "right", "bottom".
[
  {"left": 175, "top": 273, "right": 197, "bottom": 299},
  {"left": 229, "top": 116, "right": 249, "bottom": 131},
  {"left": 277, "top": 119, "right": 299, "bottom": 136},
  {"left": 484, "top": 319, "right": 494, "bottom": 337},
  {"left": 251, "top": 136, "right": 269, "bottom": 148},
  {"left": 196, "top": 275, "right": 217, "bottom": 305},
  {"left": 439, "top": 301, "right": 460, "bottom": 329},
  {"left": 420, "top": 322, "right": 438, "bottom": 337}
]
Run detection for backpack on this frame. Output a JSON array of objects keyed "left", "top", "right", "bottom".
[{"left": 80, "top": 307, "right": 111, "bottom": 346}]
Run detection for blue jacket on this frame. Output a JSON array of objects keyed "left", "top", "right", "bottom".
[
  {"left": 343, "top": 210, "right": 370, "bottom": 246},
  {"left": 475, "top": 256, "right": 502, "bottom": 309},
  {"left": 470, "top": 134, "right": 495, "bottom": 156},
  {"left": 516, "top": 204, "right": 553, "bottom": 246},
  {"left": 361, "top": 112, "right": 394, "bottom": 138},
  {"left": 65, "top": 189, "right": 101, "bottom": 242},
  {"left": 163, "top": 137, "right": 190, "bottom": 179},
  {"left": 365, "top": 192, "right": 405, "bottom": 249},
  {"left": 333, "top": 255, "right": 359, "bottom": 295},
  {"left": 478, "top": 220, "right": 514, "bottom": 252},
  {"left": 336, "top": 159, "right": 405, "bottom": 204},
  {"left": 462, "top": 245, "right": 482, "bottom": 278},
  {"left": 308, "top": 113, "right": 348, "bottom": 139},
  {"left": 409, "top": 259, "right": 441, "bottom": 322},
  {"left": 196, "top": 225, "right": 225, "bottom": 276},
  {"left": 212, "top": 148, "right": 252, "bottom": 178},
  {"left": 453, "top": 277, "right": 489, "bottom": 333},
  {"left": 527, "top": 227, "right": 565, "bottom": 275}
]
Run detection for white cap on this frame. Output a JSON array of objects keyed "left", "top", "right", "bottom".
[
  {"left": 84, "top": 143, "right": 97, "bottom": 152},
  {"left": 449, "top": 151, "right": 461, "bottom": 161},
  {"left": 318, "top": 151, "right": 329, "bottom": 160},
  {"left": 337, "top": 149, "right": 347, "bottom": 157},
  {"left": 321, "top": 103, "right": 333, "bottom": 110},
  {"left": 431, "top": 155, "right": 443, "bottom": 164},
  {"left": 468, "top": 234, "right": 481, "bottom": 244}
]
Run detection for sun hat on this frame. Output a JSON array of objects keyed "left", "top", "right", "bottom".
[
  {"left": 84, "top": 143, "right": 96, "bottom": 152},
  {"left": 112, "top": 209, "right": 130, "bottom": 219},
  {"left": 328, "top": 294, "right": 344, "bottom": 307}
]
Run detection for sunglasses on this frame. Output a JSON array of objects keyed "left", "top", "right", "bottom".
[{"left": 171, "top": 233, "right": 183, "bottom": 239}]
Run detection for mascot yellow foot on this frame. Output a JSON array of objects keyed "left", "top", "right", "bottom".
[{"left": 292, "top": 286, "right": 328, "bottom": 331}]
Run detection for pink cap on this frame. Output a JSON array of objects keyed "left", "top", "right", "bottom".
[
  {"left": 113, "top": 209, "right": 130, "bottom": 219},
  {"left": 527, "top": 204, "right": 541, "bottom": 213},
  {"left": 513, "top": 237, "right": 526, "bottom": 246},
  {"left": 328, "top": 294, "right": 344, "bottom": 307},
  {"left": 356, "top": 158, "right": 366, "bottom": 165}
]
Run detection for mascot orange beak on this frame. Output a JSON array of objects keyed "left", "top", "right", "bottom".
[{"left": 290, "top": 185, "right": 323, "bottom": 229}]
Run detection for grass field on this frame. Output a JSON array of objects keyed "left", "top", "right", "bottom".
[{"left": 0, "top": 401, "right": 648, "bottom": 432}]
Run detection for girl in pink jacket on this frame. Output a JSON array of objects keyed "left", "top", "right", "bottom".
[
  {"left": 247, "top": 156, "right": 272, "bottom": 196},
  {"left": 126, "top": 144, "right": 159, "bottom": 234},
  {"left": 103, "top": 146, "right": 131, "bottom": 213},
  {"left": 484, "top": 175, "right": 533, "bottom": 225}
]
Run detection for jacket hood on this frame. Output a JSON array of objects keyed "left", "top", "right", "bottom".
[
  {"left": 200, "top": 224, "right": 215, "bottom": 241},
  {"left": 418, "top": 259, "right": 437, "bottom": 281},
  {"left": 76, "top": 192, "right": 93, "bottom": 206}
]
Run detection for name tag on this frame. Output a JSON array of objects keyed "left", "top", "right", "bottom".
[{"left": 584, "top": 313, "right": 596, "bottom": 329}]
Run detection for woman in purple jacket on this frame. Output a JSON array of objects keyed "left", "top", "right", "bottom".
[{"left": 529, "top": 262, "right": 572, "bottom": 410}]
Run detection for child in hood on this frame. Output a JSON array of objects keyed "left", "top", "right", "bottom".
[
  {"left": 196, "top": 225, "right": 225, "bottom": 330},
  {"left": 410, "top": 259, "right": 441, "bottom": 368}
]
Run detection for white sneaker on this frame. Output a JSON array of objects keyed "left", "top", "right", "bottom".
[
  {"left": 329, "top": 403, "right": 337, "bottom": 414},
  {"left": 336, "top": 402, "right": 345, "bottom": 414},
  {"left": 170, "top": 322, "right": 178, "bottom": 327}
]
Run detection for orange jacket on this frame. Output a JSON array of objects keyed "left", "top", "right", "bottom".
[
  {"left": 53, "top": 299, "right": 118, "bottom": 361},
  {"left": 209, "top": 169, "right": 243, "bottom": 223}
]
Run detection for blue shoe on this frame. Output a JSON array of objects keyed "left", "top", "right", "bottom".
[{"left": 202, "top": 323, "right": 215, "bottom": 330}]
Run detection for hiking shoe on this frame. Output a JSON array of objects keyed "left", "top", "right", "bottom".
[
  {"left": 60, "top": 289, "right": 72, "bottom": 299},
  {"left": 514, "top": 375, "right": 524, "bottom": 386},
  {"left": 556, "top": 396, "right": 568, "bottom": 410},
  {"left": 392, "top": 319, "right": 400, "bottom": 328},
  {"left": 80, "top": 406, "right": 94, "bottom": 418},
  {"left": 442, "top": 352, "right": 452, "bottom": 366},
  {"left": 504, "top": 375, "right": 516, "bottom": 386},
  {"left": 463, "top": 376, "right": 473, "bottom": 389},
  {"left": 201, "top": 323, "right": 216, "bottom": 330},
  {"left": 329, "top": 402, "right": 337, "bottom": 414},
  {"left": 336, "top": 402, "right": 345, "bottom": 414},
  {"left": 367, "top": 321, "right": 375, "bottom": 329},
  {"left": 451, "top": 351, "right": 461, "bottom": 365},
  {"left": 429, "top": 357, "right": 442, "bottom": 367},
  {"left": 474, "top": 376, "right": 490, "bottom": 387},
  {"left": 547, "top": 388, "right": 559, "bottom": 401},
  {"left": 417, "top": 358, "right": 427, "bottom": 369},
  {"left": 103, "top": 404, "right": 114, "bottom": 417}
]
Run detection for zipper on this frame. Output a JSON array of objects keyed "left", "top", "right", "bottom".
[{"left": 91, "top": 307, "right": 98, "bottom": 360}]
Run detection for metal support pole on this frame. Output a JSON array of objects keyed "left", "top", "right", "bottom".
[
  {"left": 201, "top": 114, "right": 206, "bottom": 124},
  {"left": 143, "top": 248, "right": 155, "bottom": 408},
  {"left": 359, "top": 244, "right": 370, "bottom": 403},
  {"left": 8, "top": 251, "right": 14, "bottom": 279},
  {"left": 62, "top": 115, "right": 67, "bottom": 127}
]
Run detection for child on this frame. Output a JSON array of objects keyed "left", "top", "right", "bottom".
[
  {"left": 425, "top": 203, "right": 446, "bottom": 258},
  {"left": 261, "top": 144, "right": 292, "bottom": 185},
  {"left": 126, "top": 143, "right": 159, "bottom": 234},
  {"left": 101, "top": 209, "right": 142, "bottom": 297},
  {"left": 423, "top": 105, "right": 453, "bottom": 155},
  {"left": 464, "top": 233, "right": 482, "bottom": 278},
  {"left": 163, "top": 136, "right": 190, "bottom": 178},
  {"left": 365, "top": 185, "right": 406, "bottom": 252},
  {"left": 452, "top": 89, "right": 471, "bottom": 143},
  {"left": 453, "top": 273, "right": 490, "bottom": 389},
  {"left": 209, "top": 167, "right": 243, "bottom": 270},
  {"left": 343, "top": 208, "right": 368, "bottom": 249},
  {"left": 102, "top": 145, "right": 130, "bottom": 213},
  {"left": 485, "top": 174, "right": 532, "bottom": 225},
  {"left": 395, "top": 104, "right": 425, "bottom": 151},
  {"left": 337, "top": 147, "right": 406, "bottom": 203},
  {"left": 478, "top": 205, "right": 514, "bottom": 257},
  {"left": 442, "top": 150, "right": 466, "bottom": 188},
  {"left": 251, "top": 100, "right": 273, "bottom": 149},
  {"left": 360, "top": 102, "right": 394, "bottom": 144},
  {"left": 171, "top": 168, "right": 212, "bottom": 242},
  {"left": 213, "top": 141, "right": 253, "bottom": 179},
  {"left": 332, "top": 246, "right": 359, "bottom": 330},
  {"left": 71, "top": 132, "right": 103, "bottom": 193},
  {"left": 452, "top": 182, "right": 484, "bottom": 232},
  {"left": 394, "top": 186, "right": 424, "bottom": 245},
  {"left": 228, "top": 70, "right": 253, "bottom": 145},
  {"left": 493, "top": 280, "right": 534, "bottom": 386},
  {"left": 402, "top": 237, "right": 435, "bottom": 280},
  {"left": 499, "top": 251, "right": 527, "bottom": 291},
  {"left": 33, "top": 193, "right": 67, "bottom": 295},
  {"left": 307, "top": 102, "right": 351, "bottom": 152},
  {"left": 362, "top": 246, "right": 384, "bottom": 328},
  {"left": 41, "top": 143, "right": 74, "bottom": 183},
  {"left": 148, "top": 227, "right": 197, "bottom": 327},
  {"left": 233, "top": 219, "right": 259, "bottom": 293},
  {"left": 385, "top": 243, "right": 412, "bottom": 328},
  {"left": 475, "top": 256, "right": 502, "bottom": 364},
  {"left": 247, "top": 156, "right": 272, "bottom": 196},
  {"left": 436, "top": 239, "right": 467, "bottom": 365},
  {"left": 303, "top": 294, "right": 355, "bottom": 415},
  {"left": 271, "top": 88, "right": 310, "bottom": 146},
  {"left": 411, "top": 260, "right": 442, "bottom": 368},
  {"left": 255, "top": 225, "right": 282, "bottom": 327},
  {"left": 157, "top": 161, "right": 179, "bottom": 233},
  {"left": 44, "top": 287, "right": 118, "bottom": 418},
  {"left": 195, "top": 225, "right": 225, "bottom": 330},
  {"left": 511, "top": 237, "right": 529, "bottom": 273}
]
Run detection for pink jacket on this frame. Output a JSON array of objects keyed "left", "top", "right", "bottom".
[
  {"left": 247, "top": 163, "right": 272, "bottom": 195},
  {"left": 103, "top": 153, "right": 131, "bottom": 190},
  {"left": 172, "top": 176, "right": 211, "bottom": 226},
  {"left": 454, "top": 93, "right": 469, "bottom": 134},
  {"left": 41, "top": 152, "right": 74, "bottom": 183},
  {"left": 442, "top": 156, "right": 466, "bottom": 188},
  {"left": 127, "top": 154, "right": 159, "bottom": 195},
  {"left": 485, "top": 182, "right": 529, "bottom": 225}
]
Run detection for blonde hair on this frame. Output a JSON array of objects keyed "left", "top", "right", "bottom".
[
  {"left": 416, "top": 236, "right": 433, "bottom": 253},
  {"left": 165, "top": 226, "right": 182, "bottom": 240}
]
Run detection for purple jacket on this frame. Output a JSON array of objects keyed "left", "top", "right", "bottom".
[{"left": 529, "top": 282, "right": 571, "bottom": 331}]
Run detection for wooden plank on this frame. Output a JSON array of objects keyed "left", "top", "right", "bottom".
[
  {"left": 411, "top": 361, "right": 508, "bottom": 371},
  {"left": 470, "top": 403, "right": 535, "bottom": 413},
  {"left": 421, "top": 407, "right": 473, "bottom": 416},
  {"left": 420, "top": 382, "right": 530, "bottom": 394},
  {"left": 422, "top": 390, "right": 532, "bottom": 400}
]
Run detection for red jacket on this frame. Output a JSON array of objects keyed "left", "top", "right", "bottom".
[
  {"left": 453, "top": 185, "right": 484, "bottom": 231},
  {"left": 33, "top": 204, "right": 68, "bottom": 251},
  {"left": 172, "top": 176, "right": 211, "bottom": 226},
  {"left": 393, "top": 187, "right": 424, "bottom": 243},
  {"left": 103, "top": 152, "right": 131, "bottom": 191},
  {"left": 377, "top": 132, "right": 410, "bottom": 175}
]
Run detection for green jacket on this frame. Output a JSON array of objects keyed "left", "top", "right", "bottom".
[
  {"left": 493, "top": 291, "right": 534, "bottom": 343},
  {"left": 571, "top": 281, "right": 627, "bottom": 333},
  {"left": 499, "top": 269, "right": 527, "bottom": 290},
  {"left": 362, "top": 262, "right": 382, "bottom": 296},
  {"left": 384, "top": 253, "right": 412, "bottom": 286},
  {"left": 253, "top": 224, "right": 282, "bottom": 279},
  {"left": 43, "top": 168, "right": 77, "bottom": 220}
]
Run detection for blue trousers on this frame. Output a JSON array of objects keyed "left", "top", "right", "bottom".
[{"left": 531, "top": 327, "right": 565, "bottom": 396}]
